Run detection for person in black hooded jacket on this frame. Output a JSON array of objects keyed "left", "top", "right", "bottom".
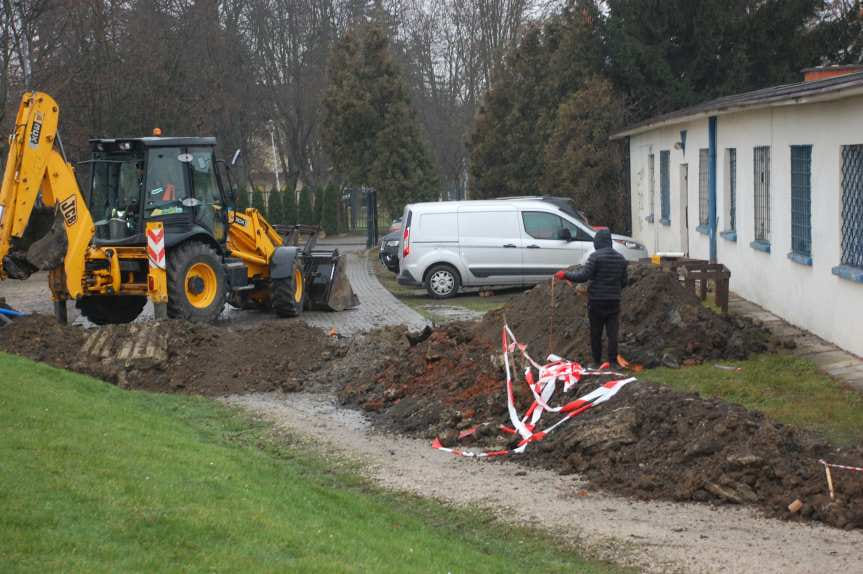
[{"left": 554, "top": 229, "right": 628, "bottom": 368}]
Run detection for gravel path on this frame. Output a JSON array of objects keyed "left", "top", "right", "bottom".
[{"left": 224, "top": 391, "right": 863, "bottom": 574}]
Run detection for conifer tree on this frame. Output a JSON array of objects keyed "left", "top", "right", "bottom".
[
  {"left": 284, "top": 188, "right": 297, "bottom": 226},
  {"left": 320, "top": 185, "right": 339, "bottom": 234},
  {"left": 298, "top": 187, "right": 314, "bottom": 224},
  {"left": 268, "top": 189, "right": 286, "bottom": 225},
  {"left": 322, "top": 23, "right": 438, "bottom": 217},
  {"left": 251, "top": 188, "right": 267, "bottom": 219}
]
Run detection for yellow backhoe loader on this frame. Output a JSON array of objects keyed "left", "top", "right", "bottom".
[{"left": 0, "top": 91, "right": 357, "bottom": 324}]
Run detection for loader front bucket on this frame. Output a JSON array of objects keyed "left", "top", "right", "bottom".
[{"left": 305, "top": 250, "right": 359, "bottom": 311}]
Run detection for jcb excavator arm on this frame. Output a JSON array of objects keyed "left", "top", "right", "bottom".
[{"left": 0, "top": 91, "right": 94, "bottom": 298}]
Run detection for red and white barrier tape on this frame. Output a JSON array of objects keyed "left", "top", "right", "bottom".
[
  {"left": 819, "top": 459, "right": 863, "bottom": 473},
  {"left": 433, "top": 323, "right": 635, "bottom": 458}
]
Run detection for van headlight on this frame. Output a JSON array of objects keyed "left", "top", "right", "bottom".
[{"left": 615, "top": 239, "right": 642, "bottom": 250}]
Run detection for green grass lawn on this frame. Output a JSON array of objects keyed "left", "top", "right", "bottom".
[
  {"left": 370, "top": 249, "right": 525, "bottom": 320},
  {"left": 0, "top": 352, "right": 624, "bottom": 574},
  {"left": 640, "top": 353, "right": 863, "bottom": 446}
]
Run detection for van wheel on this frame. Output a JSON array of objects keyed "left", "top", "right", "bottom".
[{"left": 425, "top": 264, "right": 460, "bottom": 299}]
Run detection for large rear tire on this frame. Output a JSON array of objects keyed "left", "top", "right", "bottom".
[
  {"left": 76, "top": 295, "right": 146, "bottom": 325},
  {"left": 166, "top": 241, "right": 226, "bottom": 322},
  {"left": 272, "top": 263, "right": 305, "bottom": 318}
]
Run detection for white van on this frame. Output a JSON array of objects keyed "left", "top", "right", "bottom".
[{"left": 396, "top": 197, "right": 647, "bottom": 298}]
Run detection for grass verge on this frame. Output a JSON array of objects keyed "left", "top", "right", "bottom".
[
  {"left": 640, "top": 353, "right": 863, "bottom": 446},
  {"left": 0, "top": 352, "right": 625, "bottom": 573},
  {"left": 370, "top": 249, "right": 524, "bottom": 320}
]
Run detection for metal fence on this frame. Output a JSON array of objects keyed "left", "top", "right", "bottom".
[
  {"left": 660, "top": 150, "right": 670, "bottom": 222},
  {"left": 841, "top": 145, "right": 863, "bottom": 268},
  {"left": 727, "top": 148, "right": 737, "bottom": 232},
  {"left": 753, "top": 146, "right": 771, "bottom": 242},
  {"left": 698, "top": 148, "right": 709, "bottom": 226},
  {"left": 790, "top": 145, "right": 812, "bottom": 256}
]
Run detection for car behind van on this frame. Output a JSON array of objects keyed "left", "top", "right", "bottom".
[{"left": 397, "top": 198, "right": 647, "bottom": 298}]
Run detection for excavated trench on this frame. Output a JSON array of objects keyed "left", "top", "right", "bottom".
[{"left": 1, "top": 265, "right": 860, "bottom": 530}]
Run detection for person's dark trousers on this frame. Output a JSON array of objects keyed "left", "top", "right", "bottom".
[{"left": 588, "top": 300, "right": 620, "bottom": 365}]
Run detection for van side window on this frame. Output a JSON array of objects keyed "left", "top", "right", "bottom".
[
  {"left": 522, "top": 211, "right": 563, "bottom": 239},
  {"left": 561, "top": 218, "right": 593, "bottom": 241}
]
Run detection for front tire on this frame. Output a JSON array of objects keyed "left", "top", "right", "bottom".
[
  {"left": 166, "top": 241, "right": 226, "bottom": 322},
  {"left": 272, "top": 262, "right": 305, "bottom": 318},
  {"left": 425, "top": 264, "right": 460, "bottom": 299},
  {"left": 76, "top": 295, "right": 146, "bottom": 325}
]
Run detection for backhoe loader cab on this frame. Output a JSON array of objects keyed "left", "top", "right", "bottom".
[
  {"left": 86, "top": 137, "right": 228, "bottom": 247},
  {"left": 0, "top": 91, "right": 358, "bottom": 326}
]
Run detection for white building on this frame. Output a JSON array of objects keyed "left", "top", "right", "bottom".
[{"left": 613, "top": 66, "right": 863, "bottom": 358}]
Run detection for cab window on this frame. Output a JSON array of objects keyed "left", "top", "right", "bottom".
[
  {"left": 145, "top": 147, "right": 188, "bottom": 211},
  {"left": 189, "top": 148, "right": 221, "bottom": 205}
]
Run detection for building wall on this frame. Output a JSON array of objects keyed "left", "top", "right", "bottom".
[{"left": 628, "top": 96, "right": 863, "bottom": 357}]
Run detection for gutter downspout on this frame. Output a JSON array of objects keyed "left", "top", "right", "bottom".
[{"left": 708, "top": 116, "right": 718, "bottom": 263}]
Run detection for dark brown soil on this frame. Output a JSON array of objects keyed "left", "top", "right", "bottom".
[
  {"left": 0, "top": 314, "right": 338, "bottom": 396},
  {"left": 338, "top": 323, "right": 863, "bottom": 530},
  {"left": 476, "top": 264, "right": 773, "bottom": 367}
]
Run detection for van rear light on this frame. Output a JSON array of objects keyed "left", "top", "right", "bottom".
[{"left": 402, "top": 227, "right": 411, "bottom": 258}]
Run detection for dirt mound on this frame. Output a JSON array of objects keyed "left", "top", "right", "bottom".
[
  {"left": 338, "top": 324, "right": 863, "bottom": 530},
  {"left": 0, "top": 315, "right": 337, "bottom": 395},
  {"left": 476, "top": 264, "right": 772, "bottom": 367}
]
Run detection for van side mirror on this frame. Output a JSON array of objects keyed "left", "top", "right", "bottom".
[{"left": 557, "top": 227, "right": 573, "bottom": 241}]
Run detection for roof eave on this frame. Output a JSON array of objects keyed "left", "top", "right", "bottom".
[{"left": 610, "top": 84, "right": 863, "bottom": 140}]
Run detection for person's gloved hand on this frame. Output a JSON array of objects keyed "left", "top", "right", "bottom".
[{"left": 554, "top": 270, "right": 567, "bottom": 280}]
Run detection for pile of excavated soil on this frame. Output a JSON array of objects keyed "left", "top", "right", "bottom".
[
  {"left": 338, "top": 324, "right": 863, "bottom": 530},
  {"left": 0, "top": 314, "right": 338, "bottom": 395},
  {"left": 476, "top": 264, "right": 773, "bottom": 367}
]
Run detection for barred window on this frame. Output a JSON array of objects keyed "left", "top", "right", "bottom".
[
  {"left": 698, "top": 148, "right": 709, "bottom": 226},
  {"left": 790, "top": 145, "right": 812, "bottom": 257},
  {"left": 648, "top": 153, "right": 655, "bottom": 221},
  {"left": 725, "top": 149, "right": 737, "bottom": 232},
  {"left": 841, "top": 145, "right": 863, "bottom": 268},
  {"left": 753, "top": 146, "right": 771, "bottom": 242},
  {"left": 660, "top": 150, "right": 670, "bottom": 223}
]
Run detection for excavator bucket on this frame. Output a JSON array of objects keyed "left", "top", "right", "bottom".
[{"left": 305, "top": 250, "right": 359, "bottom": 311}]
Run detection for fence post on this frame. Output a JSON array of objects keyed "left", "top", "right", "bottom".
[{"left": 366, "top": 189, "right": 378, "bottom": 248}]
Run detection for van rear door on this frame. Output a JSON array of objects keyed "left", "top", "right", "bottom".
[{"left": 457, "top": 207, "right": 523, "bottom": 286}]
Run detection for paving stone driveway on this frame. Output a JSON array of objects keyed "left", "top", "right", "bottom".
[{"left": 300, "top": 249, "right": 430, "bottom": 336}]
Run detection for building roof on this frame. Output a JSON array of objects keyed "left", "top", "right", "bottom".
[{"left": 611, "top": 71, "right": 863, "bottom": 139}]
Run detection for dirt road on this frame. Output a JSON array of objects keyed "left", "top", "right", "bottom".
[{"left": 225, "top": 391, "right": 863, "bottom": 574}]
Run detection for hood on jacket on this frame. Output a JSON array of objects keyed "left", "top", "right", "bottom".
[{"left": 593, "top": 228, "right": 613, "bottom": 250}]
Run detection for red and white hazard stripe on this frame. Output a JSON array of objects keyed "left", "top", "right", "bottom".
[
  {"left": 146, "top": 224, "right": 166, "bottom": 270},
  {"left": 433, "top": 323, "right": 635, "bottom": 458},
  {"left": 819, "top": 459, "right": 863, "bottom": 473}
]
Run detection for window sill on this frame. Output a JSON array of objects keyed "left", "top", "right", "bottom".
[
  {"left": 832, "top": 265, "right": 863, "bottom": 284},
  {"left": 787, "top": 252, "right": 812, "bottom": 266},
  {"left": 660, "top": 218, "right": 671, "bottom": 226},
  {"left": 696, "top": 224, "right": 709, "bottom": 235},
  {"left": 645, "top": 215, "right": 654, "bottom": 223},
  {"left": 750, "top": 240, "right": 771, "bottom": 253},
  {"left": 720, "top": 230, "right": 737, "bottom": 242}
]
